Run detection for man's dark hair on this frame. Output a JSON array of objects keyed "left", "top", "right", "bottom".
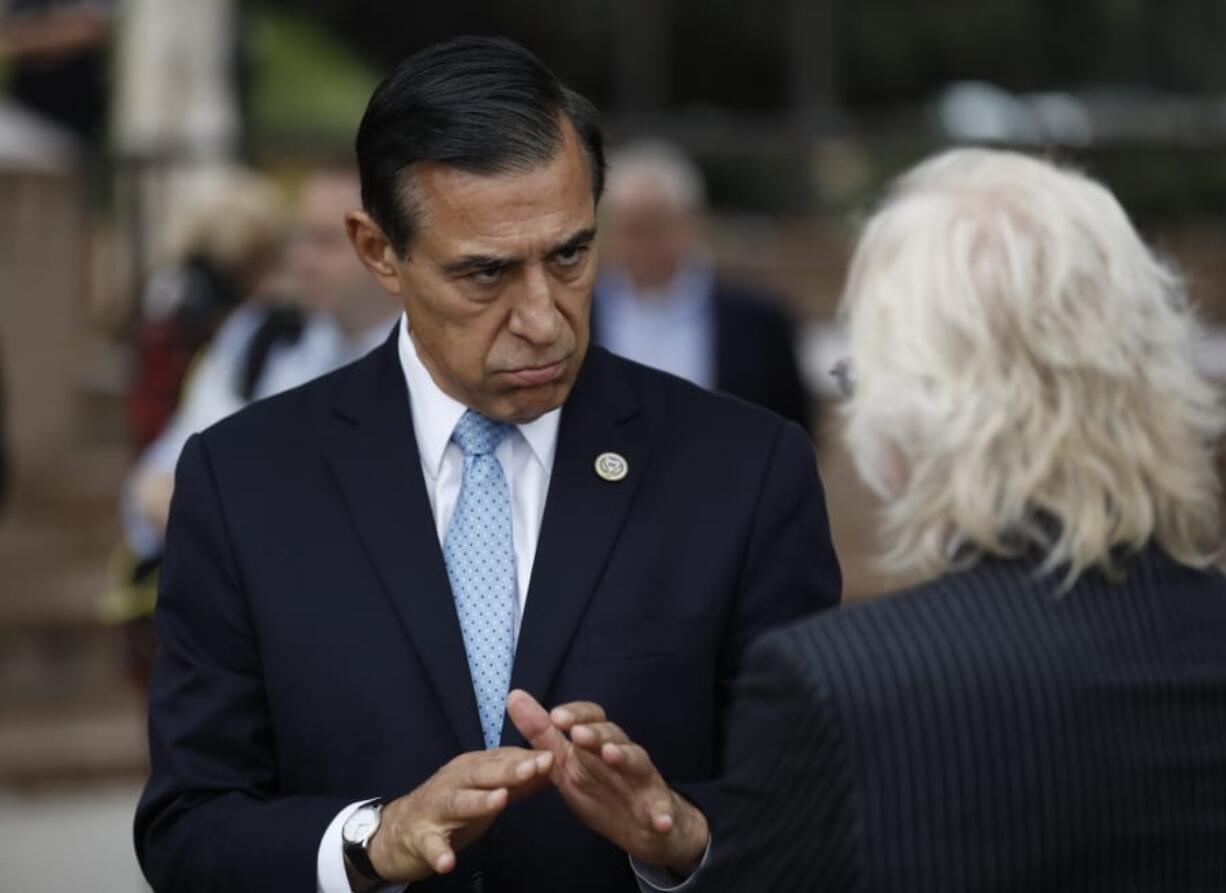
[{"left": 355, "top": 36, "right": 606, "bottom": 256}]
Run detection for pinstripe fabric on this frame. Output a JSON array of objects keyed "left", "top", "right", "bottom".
[{"left": 702, "top": 548, "right": 1226, "bottom": 891}]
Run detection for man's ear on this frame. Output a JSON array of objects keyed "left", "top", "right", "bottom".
[{"left": 345, "top": 210, "right": 403, "bottom": 295}]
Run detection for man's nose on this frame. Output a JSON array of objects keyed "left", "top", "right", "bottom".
[{"left": 508, "top": 264, "right": 563, "bottom": 346}]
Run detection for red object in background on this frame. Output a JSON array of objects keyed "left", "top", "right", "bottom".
[
  {"left": 126, "top": 318, "right": 200, "bottom": 451},
  {"left": 125, "top": 258, "right": 241, "bottom": 451}
]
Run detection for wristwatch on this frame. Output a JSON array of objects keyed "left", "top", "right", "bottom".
[{"left": 342, "top": 798, "right": 386, "bottom": 883}]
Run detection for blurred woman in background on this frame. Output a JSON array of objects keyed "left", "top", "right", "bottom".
[
  {"left": 125, "top": 168, "right": 284, "bottom": 450},
  {"left": 700, "top": 148, "right": 1226, "bottom": 891}
]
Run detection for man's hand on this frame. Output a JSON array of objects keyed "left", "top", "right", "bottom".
[
  {"left": 506, "top": 690, "right": 709, "bottom": 876},
  {"left": 364, "top": 747, "right": 554, "bottom": 884}
]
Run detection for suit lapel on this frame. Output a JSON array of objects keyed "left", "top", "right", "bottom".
[
  {"left": 503, "top": 349, "right": 650, "bottom": 744},
  {"left": 322, "top": 335, "right": 485, "bottom": 753}
]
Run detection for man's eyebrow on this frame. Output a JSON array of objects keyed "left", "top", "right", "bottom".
[
  {"left": 440, "top": 226, "right": 598, "bottom": 276},
  {"left": 440, "top": 253, "right": 518, "bottom": 277},
  {"left": 547, "top": 227, "right": 598, "bottom": 257}
]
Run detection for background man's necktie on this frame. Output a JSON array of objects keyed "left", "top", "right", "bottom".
[{"left": 443, "top": 409, "right": 518, "bottom": 749}]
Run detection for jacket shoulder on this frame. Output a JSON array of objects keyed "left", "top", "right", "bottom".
[{"left": 758, "top": 564, "right": 1029, "bottom": 701}]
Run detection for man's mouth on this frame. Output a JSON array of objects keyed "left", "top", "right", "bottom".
[{"left": 499, "top": 358, "right": 569, "bottom": 387}]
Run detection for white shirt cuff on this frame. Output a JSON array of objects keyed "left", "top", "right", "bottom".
[
  {"left": 630, "top": 837, "right": 711, "bottom": 892},
  {"left": 316, "top": 800, "right": 407, "bottom": 893}
]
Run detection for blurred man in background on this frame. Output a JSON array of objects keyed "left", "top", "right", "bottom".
[{"left": 593, "top": 140, "right": 811, "bottom": 431}]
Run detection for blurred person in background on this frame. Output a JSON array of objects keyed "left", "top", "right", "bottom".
[
  {"left": 131, "top": 165, "right": 398, "bottom": 474},
  {"left": 697, "top": 148, "right": 1226, "bottom": 891},
  {"left": 125, "top": 168, "right": 285, "bottom": 450},
  {"left": 593, "top": 139, "right": 811, "bottom": 431},
  {"left": 108, "top": 167, "right": 398, "bottom": 679}
]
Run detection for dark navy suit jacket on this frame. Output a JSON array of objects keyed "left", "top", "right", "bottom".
[{"left": 134, "top": 334, "right": 841, "bottom": 892}]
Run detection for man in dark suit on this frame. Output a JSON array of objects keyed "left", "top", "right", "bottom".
[
  {"left": 134, "top": 36, "right": 840, "bottom": 892},
  {"left": 592, "top": 140, "right": 811, "bottom": 431}
]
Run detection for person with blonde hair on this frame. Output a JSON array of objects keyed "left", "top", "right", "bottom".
[
  {"left": 693, "top": 148, "right": 1226, "bottom": 891},
  {"left": 126, "top": 168, "right": 285, "bottom": 449}
]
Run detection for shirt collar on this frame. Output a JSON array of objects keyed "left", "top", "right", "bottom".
[{"left": 397, "top": 314, "right": 561, "bottom": 479}]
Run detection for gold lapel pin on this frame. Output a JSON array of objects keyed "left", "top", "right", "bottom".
[{"left": 594, "top": 452, "right": 629, "bottom": 482}]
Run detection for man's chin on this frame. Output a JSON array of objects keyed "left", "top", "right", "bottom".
[{"left": 494, "top": 379, "right": 574, "bottom": 425}]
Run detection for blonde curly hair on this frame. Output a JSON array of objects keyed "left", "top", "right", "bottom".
[{"left": 841, "top": 148, "right": 1225, "bottom": 584}]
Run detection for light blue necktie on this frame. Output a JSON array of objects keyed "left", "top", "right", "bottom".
[{"left": 444, "top": 410, "right": 518, "bottom": 750}]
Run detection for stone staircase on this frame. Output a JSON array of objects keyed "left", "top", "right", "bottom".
[{"left": 0, "top": 392, "right": 148, "bottom": 788}]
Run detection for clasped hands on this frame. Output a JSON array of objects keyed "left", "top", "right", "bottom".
[{"left": 364, "top": 690, "right": 708, "bottom": 885}]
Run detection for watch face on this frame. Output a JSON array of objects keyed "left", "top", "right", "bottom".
[{"left": 343, "top": 807, "right": 379, "bottom": 844}]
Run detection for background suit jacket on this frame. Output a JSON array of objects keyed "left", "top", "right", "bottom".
[
  {"left": 592, "top": 278, "right": 812, "bottom": 432},
  {"left": 134, "top": 335, "right": 841, "bottom": 892},
  {"left": 700, "top": 548, "right": 1226, "bottom": 892}
]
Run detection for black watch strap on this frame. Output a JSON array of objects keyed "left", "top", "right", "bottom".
[
  {"left": 345, "top": 842, "right": 382, "bottom": 884},
  {"left": 343, "top": 799, "right": 386, "bottom": 884}
]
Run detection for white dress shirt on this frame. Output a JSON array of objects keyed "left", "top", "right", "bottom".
[
  {"left": 316, "top": 315, "right": 559, "bottom": 893},
  {"left": 316, "top": 315, "right": 698, "bottom": 893}
]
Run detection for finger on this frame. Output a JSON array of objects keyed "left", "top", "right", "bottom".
[
  {"left": 549, "top": 700, "right": 607, "bottom": 730},
  {"left": 506, "top": 690, "right": 570, "bottom": 758},
  {"left": 562, "top": 744, "right": 636, "bottom": 799},
  {"left": 513, "top": 750, "right": 554, "bottom": 782},
  {"left": 463, "top": 748, "right": 551, "bottom": 789},
  {"left": 505, "top": 770, "right": 552, "bottom": 803},
  {"left": 599, "top": 742, "right": 654, "bottom": 778},
  {"left": 570, "top": 720, "right": 630, "bottom": 750},
  {"left": 445, "top": 786, "right": 508, "bottom": 821},
  {"left": 418, "top": 829, "right": 456, "bottom": 875},
  {"left": 647, "top": 791, "right": 684, "bottom": 835}
]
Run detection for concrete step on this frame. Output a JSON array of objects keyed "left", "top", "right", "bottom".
[
  {"left": 0, "top": 440, "right": 145, "bottom": 786},
  {"left": 0, "top": 622, "right": 146, "bottom": 786},
  {"left": 0, "top": 699, "right": 147, "bottom": 787}
]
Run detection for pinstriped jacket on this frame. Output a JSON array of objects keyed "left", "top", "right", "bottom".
[{"left": 700, "top": 548, "right": 1226, "bottom": 891}]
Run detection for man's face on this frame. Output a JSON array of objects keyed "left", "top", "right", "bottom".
[
  {"left": 602, "top": 178, "right": 694, "bottom": 292},
  {"left": 389, "top": 125, "right": 598, "bottom": 424},
  {"left": 291, "top": 173, "right": 370, "bottom": 313}
]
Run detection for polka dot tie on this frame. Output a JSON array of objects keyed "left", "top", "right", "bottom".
[{"left": 444, "top": 410, "right": 517, "bottom": 750}]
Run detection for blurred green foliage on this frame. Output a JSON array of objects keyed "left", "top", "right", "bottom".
[{"left": 246, "top": 6, "right": 380, "bottom": 154}]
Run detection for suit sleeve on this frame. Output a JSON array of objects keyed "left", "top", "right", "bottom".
[
  {"left": 693, "top": 629, "right": 861, "bottom": 892},
  {"left": 134, "top": 433, "right": 349, "bottom": 891},
  {"left": 674, "top": 421, "right": 841, "bottom": 819}
]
